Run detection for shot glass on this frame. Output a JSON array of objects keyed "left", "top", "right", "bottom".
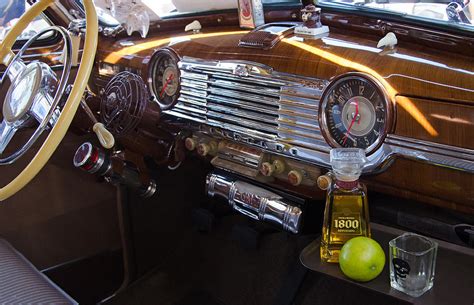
[{"left": 389, "top": 233, "right": 438, "bottom": 297}]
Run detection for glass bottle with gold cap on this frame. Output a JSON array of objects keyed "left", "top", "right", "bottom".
[{"left": 319, "top": 148, "right": 371, "bottom": 263}]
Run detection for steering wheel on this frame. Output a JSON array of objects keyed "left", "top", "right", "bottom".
[{"left": 0, "top": 0, "right": 98, "bottom": 201}]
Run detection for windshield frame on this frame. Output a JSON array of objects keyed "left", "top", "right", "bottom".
[
  {"left": 83, "top": 0, "right": 301, "bottom": 23},
  {"left": 316, "top": 0, "right": 474, "bottom": 35}
]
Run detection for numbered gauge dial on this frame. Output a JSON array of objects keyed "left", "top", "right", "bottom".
[
  {"left": 149, "top": 49, "right": 180, "bottom": 110},
  {"left": 319, "top": 74, "right": 392, "bottom": 154}
]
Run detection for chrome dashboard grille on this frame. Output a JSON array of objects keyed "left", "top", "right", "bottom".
[
  {"left": 161, "top": 57, "right": 474, "bottom": 174},
  {"left": 165, "top": 58, "right": 329, "bottom": 150}
]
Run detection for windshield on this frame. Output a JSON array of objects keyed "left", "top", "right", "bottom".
[
  {"left": 0, "top": 0, "right": 51, "bottom": 42},
  {"left": 93, "top": 0, "right": 299, "bottom": 21},
  {"left": 318, "top": 0, "right": 473, "bottom": 29}
]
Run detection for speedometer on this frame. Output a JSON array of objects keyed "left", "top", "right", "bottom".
[
  {"left": 319, "top": 73, "right": 392, "bottom": 155},
  {"left": 149, "top": 49, "right": 181, "bottom": 110}
]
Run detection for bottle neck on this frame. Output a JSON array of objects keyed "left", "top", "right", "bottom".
[{"left": 335, "top": 179, "right": 359, "bottom": 190}]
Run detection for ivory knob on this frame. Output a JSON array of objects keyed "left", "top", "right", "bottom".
[
  {"left": 288, "top": 170, "right": 303, "bottom": 186},
  {"left": 317, "top": 175, "right": 332, "bottom": 190},
  {"left": 185, "top": 138, "right": 197, "bottom": 151},
  {"left": 273, "top": 159, "right": 285, "bottom": 174},
  {"left": 260, "top": 162, "right": 275, "bottom": 177},
  {"left": 197, "top": 142, "right": 217, "bottom": 156}
]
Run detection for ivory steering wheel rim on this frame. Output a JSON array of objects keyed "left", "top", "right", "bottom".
[{"left": 0, "top": 0, "right": 98, "bottom": 201}]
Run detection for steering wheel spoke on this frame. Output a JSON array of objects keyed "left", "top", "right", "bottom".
[
  {"left": 0, "top": 58, "right": 26, "bottom": 86},
  {"left": 30, "top": 93, "right": 59, "bottom": 127},
  {"left": 4, "top": 60, "right": 27, "bottom": 83},
  {"left": 0, "top": 120, "right": 18, "bottom": 155}
]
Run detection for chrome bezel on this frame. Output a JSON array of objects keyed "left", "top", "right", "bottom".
[
  {"left": 148, "top": 48, "right": 181, "bottom": 110},
  {"left": 73, "top": 142, "right": 93, "bottom": 168},
  {"left": 318, "top": 72, "right": 394, "bottom": 156}
]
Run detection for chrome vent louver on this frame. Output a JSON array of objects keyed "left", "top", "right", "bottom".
[{"left": 165, "top": 57, "right": 329, "bottom": 150}]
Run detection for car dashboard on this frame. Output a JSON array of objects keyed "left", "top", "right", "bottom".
[{"left": 84, "top": 9, "right": 474, "bottom": 224}]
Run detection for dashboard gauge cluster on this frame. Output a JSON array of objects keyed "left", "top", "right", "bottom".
[
  {"left": 319, "top": 73, "right": 392, "bottom": 155},
  {"left": 149, "top": 49, "right": 181, "bottom": 110}
]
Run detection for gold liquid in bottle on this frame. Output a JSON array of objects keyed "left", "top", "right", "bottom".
[{"left": 320, "top": 148, "right": 371, "bottom": 263}]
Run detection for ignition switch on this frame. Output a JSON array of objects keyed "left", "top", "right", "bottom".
[{"left": 73, "top": 142, "right": 157, "bottom": 198}]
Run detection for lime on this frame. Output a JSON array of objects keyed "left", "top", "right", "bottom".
[{"left": 339, "top": 236, "right": 385, "bottom": 282}]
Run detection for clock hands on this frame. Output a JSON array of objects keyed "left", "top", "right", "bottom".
[{"left": 342, "top": 98, "right": 360, "bottom": 145}]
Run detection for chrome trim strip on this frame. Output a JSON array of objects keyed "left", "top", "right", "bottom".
[
  {"left": 207, "top": 94, "right": 278, "bottom": 113},
  {"left": 210, "top": 78, "right": 280, "bottom": 97},
  {"left": 209, "top": 87, "right": 279, "bottom": 106},
  {"left": 188, "top": 123, "right": 474, "bottom": 174},
  {"left": 207, "top": 111, "right": 277, "bottom": 134},
  {"left": 386, "top": 135, "right": 474, "bottom": 161},
  {"left": 207, "top": 104, "right": 277, "bottom": 125}
]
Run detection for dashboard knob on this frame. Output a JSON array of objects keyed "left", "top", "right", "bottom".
[
  {"left": 273, "top": 159, "right": 286, "bottom": 174},
  {"left": 260, "top": 162, "right": 275, "bottom": 177},
  {"left": 288, "top": 170, "right": 303, "bottom": 186},
  {"left": 317, "top": 175, "right": 332, "bottom": 190},
  {"left": 185, "top": 137, "right": 197, "bottom": 151},
  {"left": 197, "top": 142, "right": 217, "bottom": 157}
]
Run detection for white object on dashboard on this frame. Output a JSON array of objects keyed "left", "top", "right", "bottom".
[
  {"left": 377, "top": 32, "right": 398, "bottom": 49},
  {"left": 294, "top": 25, "right": 329, "bottom": 37},
  {"left": 172, "top": 0, "right": 237, "bottom": 12},
  {"left": 185, "top": 20, "right": 202, "bottom": 33},
  {"left": 125, "top": 6, "right": 150, "bottom": 38},
  {"left": 108, "top": 0, "right": 150, "bottom": 38}
]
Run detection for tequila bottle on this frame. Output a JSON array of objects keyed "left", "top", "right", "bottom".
[{"left": 320, "top": 148, "right": 371, "bottom": 263}]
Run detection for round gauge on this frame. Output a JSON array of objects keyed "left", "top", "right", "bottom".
[
  {"left": 149, "top": 49, "right": 180, "bottom": 110},
  {"left": 319, "top": 73, "right": 392, "bottom": 155}
]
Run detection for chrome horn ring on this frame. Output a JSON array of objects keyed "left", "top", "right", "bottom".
[{"left": 0, "top": 26, "right": 72, "bottom": 165}]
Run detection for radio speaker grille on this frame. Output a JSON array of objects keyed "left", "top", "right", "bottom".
[{"left": 100, "top": 72, "right": 149, "bottom": 137}]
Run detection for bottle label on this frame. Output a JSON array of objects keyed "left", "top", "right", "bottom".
[
  {"left": 332, "top": 213, "right": 361, "bottom": 234},
  {"left": 335, "top": 180, "right": 358, "bottom": 189}
]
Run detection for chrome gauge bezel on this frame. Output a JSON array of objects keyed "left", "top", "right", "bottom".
[
  {"left": 148, "top": 48, "right": 181, "bottom": 110},
  {"left": 318, "top": 72, "right": 394, "bottom": 156}
]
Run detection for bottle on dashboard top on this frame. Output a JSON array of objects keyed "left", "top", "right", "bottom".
[{"left": 320, "top": 148, "right": 371, "bottom": 263}]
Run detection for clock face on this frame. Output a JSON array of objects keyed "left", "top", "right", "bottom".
[{"left": 319, "top": 74, "right": 391, "bottom": 154}]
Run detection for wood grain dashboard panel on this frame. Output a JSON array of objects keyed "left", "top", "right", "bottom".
[
  {"left": 365, "top": 158, "right": 474, "bottom": 214},
  {"left": 395, "top": 97, "right": 474, "bottom": 150},
  {"left": 98, "top": 27, "right": 474, "bottom": 103}
]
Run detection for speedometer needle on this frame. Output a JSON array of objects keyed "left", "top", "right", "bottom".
[
  {"left": 160, "top": 73, "right": 174, "bottom": 99},
  {"left": 342, "top": 99, "right": 360, "bottom": 145}
]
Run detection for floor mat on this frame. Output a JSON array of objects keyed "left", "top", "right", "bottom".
[
  {"left": 174, "top": 291, "right": 225, "bottom": 305},
  {"left": 104, "top": 215, "right": 308, "bottom": 305}
]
